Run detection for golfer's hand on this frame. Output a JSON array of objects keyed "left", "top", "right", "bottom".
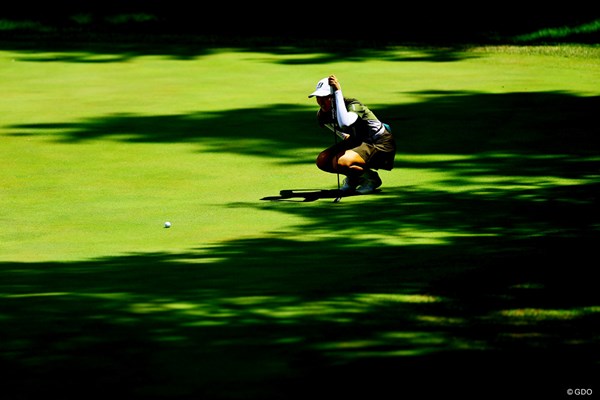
[{"left": 328, "top": 75, "right": 341, "bottom": 91}]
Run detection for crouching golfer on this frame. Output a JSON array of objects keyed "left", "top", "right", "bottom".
[{"left": 309, "top": 75, "right": 396, "bottom": 194}]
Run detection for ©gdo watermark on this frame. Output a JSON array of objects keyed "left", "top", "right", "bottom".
[{"left": 567, "top": 388, "right": 593, "bottom": 396}]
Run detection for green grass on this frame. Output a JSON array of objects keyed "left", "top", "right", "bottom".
[
  {"left": 1, "top": 44, "right": 599, "bottom": 398},
  {"left": 1, "top": 46, "right": 598, "bottom": 261}
]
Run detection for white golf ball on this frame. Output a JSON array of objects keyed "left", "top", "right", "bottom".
[{"left": 164, "top": 221, "right": 171, "bottom": 228}]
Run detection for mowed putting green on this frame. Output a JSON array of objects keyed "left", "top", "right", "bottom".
[
  {"left": 0, "top": 51, "right": 322, "bottom": 261},
  {"left": 1, "top": 46, "right": 598, "bottom": 261},
  {"left": 1, "top": 44, "right": 599, "bottom": 398}
]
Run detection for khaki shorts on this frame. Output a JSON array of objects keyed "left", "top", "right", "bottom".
[
  {"left": 331, "top": 131, "right": 395, "bottom": 171},
  {"left": 352, "top": 132, "right": 396, "bottom": 171}
]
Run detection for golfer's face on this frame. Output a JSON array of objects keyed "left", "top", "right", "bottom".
[{"left": 316, "top": 96, "right": 332, "bottom": 112}]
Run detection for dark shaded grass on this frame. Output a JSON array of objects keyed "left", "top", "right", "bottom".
[{"left": 1, "top": 235, "right": 598, "bottom": 399}]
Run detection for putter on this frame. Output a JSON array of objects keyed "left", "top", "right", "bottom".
[{"left": 331, "top": 86, "right": 342, "bottom": 203}]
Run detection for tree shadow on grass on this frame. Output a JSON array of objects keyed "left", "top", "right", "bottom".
[
  {"left": 6, "top": 91, "right": 600, "bottom": 161},
  {"left": 2, "top": 90, "right": 599, "bottom": 398},
  {"left": 1, "top": 13, "right": 598, "bottom": 62},
  {"left": 2, "top": 34, "right": 478, "bottom": 64},
  {"left": 1, "top": 180, "right": 599, "bottom": 398},
  {"left": 1, "top": 235, "right": 598, "bottom": 398}
]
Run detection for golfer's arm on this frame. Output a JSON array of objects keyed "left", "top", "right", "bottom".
[{"left": 334, "top": 90, "right": 358, "bottom": 128}]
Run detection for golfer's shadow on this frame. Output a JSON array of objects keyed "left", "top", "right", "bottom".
[{"left": 261, "top": 189, "right": 379, "bottom": 202}]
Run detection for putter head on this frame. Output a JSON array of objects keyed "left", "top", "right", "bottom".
[{"left": 333, "top": 197, "right": 342, "bottom": 203}]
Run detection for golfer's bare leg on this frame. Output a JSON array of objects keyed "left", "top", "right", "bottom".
[
  {"left": 317, "top": 148, "right": 348, "bottom": 174},
  {"left": 337, "top": 150, "right": 366, "bottom": 174}
]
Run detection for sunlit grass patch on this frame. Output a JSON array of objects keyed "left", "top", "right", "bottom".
[
  {"left": 354, "top": 293, "right": 442, "bottom": 304},
  {"left": 497, "top": 306, "right": 600, "bottom": 322},
  {"left": 113, "top": 292, "right": 445, "bottom": 325},
  {"left": 2, "top": 291, "right": 70, "bottom": 298},
  {"left": 315, "top": 330, "right": 489, "bottom": 358}
]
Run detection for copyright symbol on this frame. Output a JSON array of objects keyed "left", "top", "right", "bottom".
[{"left": 567, "top": 389, "right": 573, "bottom": 395}]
